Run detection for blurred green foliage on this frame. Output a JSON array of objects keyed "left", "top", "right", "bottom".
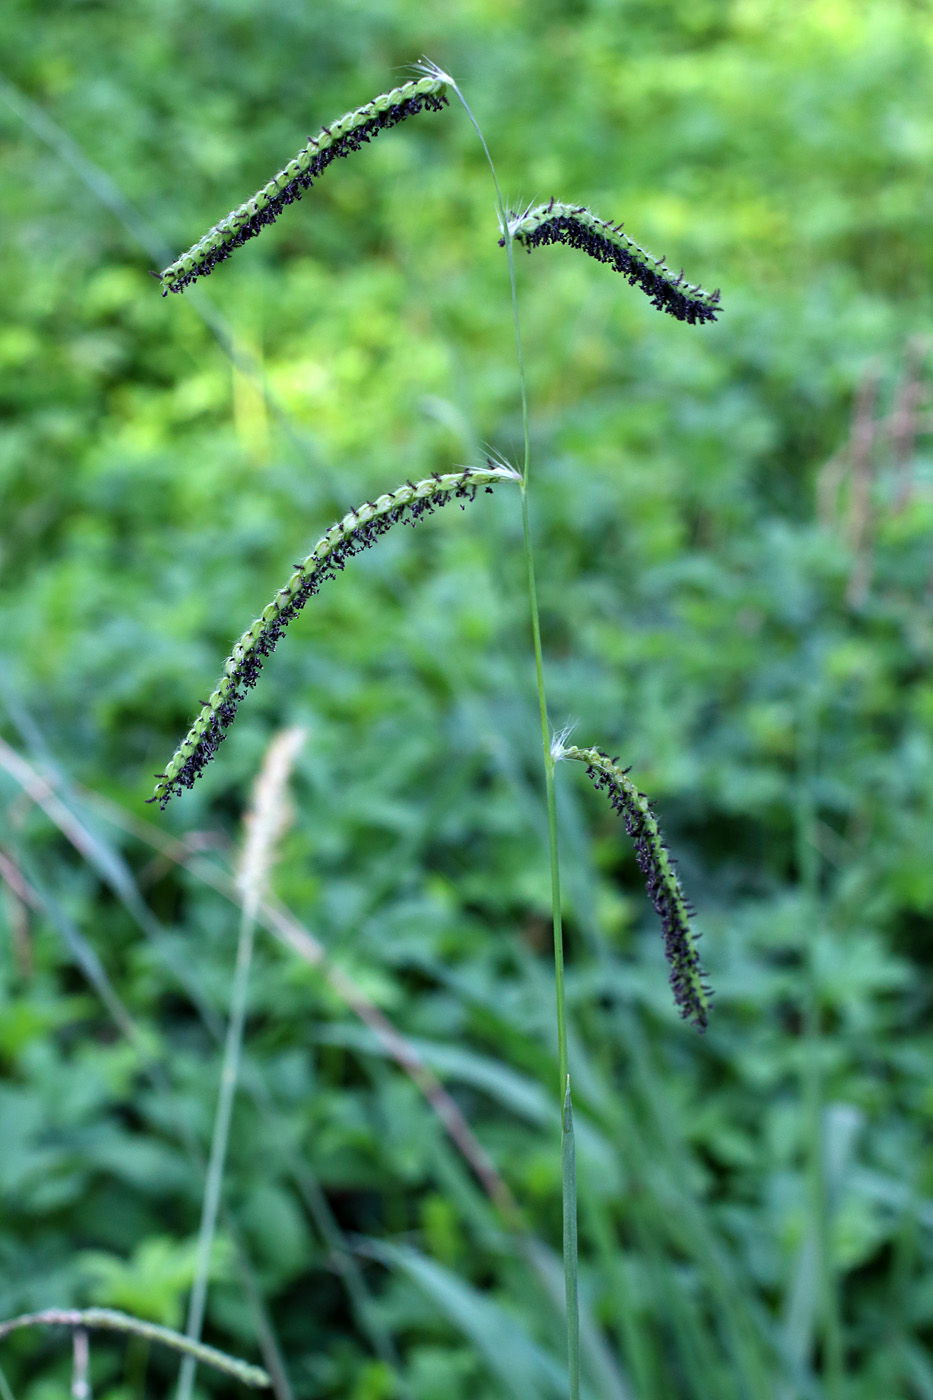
[{"left": 1, "top": 1, "right": 933, "bottom": 1397}]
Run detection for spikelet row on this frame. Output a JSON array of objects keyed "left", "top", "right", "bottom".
[
  {"left": 158, "top": 75, "right": 449, "bottom": 295},
  {"left": 504, "top": 201, "right": 721, "bottom": 325},
  {"left": 555, "top": 742, "right": 711, "bottom": 1029},
  {"left": 150, "top": 464, "right": 519, "bottom": 808}
]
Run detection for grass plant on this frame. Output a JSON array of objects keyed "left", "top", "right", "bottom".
[{"left": 140, "top": 62, "right": 718, "bottom": 1400}]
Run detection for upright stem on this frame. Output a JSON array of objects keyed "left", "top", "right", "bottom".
[
  {"left": 446, "top": 72, "right": 578, "bottom": 1398},
  {"left": 521, "top": 486, "right": 568, "bottom": 1088},
  {"left": 561, "top": 1079, "right": 581, "bottom": 1391},
  {"left": 176, "top": 899, "right": 257, "bottom": 1400},
  {"left": 445, "top": 74, "right": 567, "bottom": 1096}
]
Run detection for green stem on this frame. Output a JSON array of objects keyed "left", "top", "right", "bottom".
[
  {"left": 521, "top": 486, "right": 569, "bottom": 1088},
  {"left": 561, "top": 1080, "right": 582, "bottom": 1400},
  {"left": 445, "top": 69, "right": 577, "bottom": 1397},
  {"left": 443, "top": 79, "right": 530, "bottom": 480},
  {"left": 176, "top": 898, "right": 258, "bottom": 1400},
  {"left": 445, "top": 67, "right": 567, "bottom": 1094}
]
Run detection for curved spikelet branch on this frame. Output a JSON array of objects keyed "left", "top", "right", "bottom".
[
  {"left": 158, "top": 75, "right": 449, "bottom": 294},
  {"left": 0, "top": 1308, "right": 270, "bottom": 1388},
  {"left": 150, "top": 463, "right": 520, "bottom": 808},
  {"left": 502, "top": 201, "right": 721, "bottom": 325},
  {"left": 553, "top": 740, "right": 711, "bottom": 1029}
]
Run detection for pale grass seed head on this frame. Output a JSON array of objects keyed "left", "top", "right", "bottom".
[
  {"left": 0, "top": 1309, "right": 270, "bottom": 1390},
  {"left": 237, "top": 726, "right": 306, "bottom": 909}
]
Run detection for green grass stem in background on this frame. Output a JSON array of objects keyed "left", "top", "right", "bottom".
[
  {"left": 794, "top": 698, "right": 845, "bottom": 1399},
  {"left": 175, "top": 729, "right": 304, "bottom": 1400},
  {"left": 422, "top": 60, "right": 587, "bottom": 1390}
]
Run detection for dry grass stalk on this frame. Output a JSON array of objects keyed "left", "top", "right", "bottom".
[{"left": 0, "top": 1309, "right": 270, "bottom": 1389}]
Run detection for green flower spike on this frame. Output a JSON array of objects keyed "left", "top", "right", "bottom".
[
  {"left": 158, "top": 74, "right": 449, "bottom": 294},
  {"left": 553, "top": 739, "right": 711, "bottom": 1029},
  {"left": 503, "top": 200, "right": 721, "bottom": 325},
  {"left": 151, "top": 463, "right": 521, "bottom": 808}
]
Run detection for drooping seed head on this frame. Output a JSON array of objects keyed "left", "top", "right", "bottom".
[
  {"left": 553, "top": 740, "right": 711, "bottom": 1030},
  {"left": 502, "top": 201, "right": 721, "bottom": 325},
  {"left": 149, "top": 462, "right": 520, "bottom": 809},
  {"left": 158, "top": 74, "right": 450, "bottom": 295}
]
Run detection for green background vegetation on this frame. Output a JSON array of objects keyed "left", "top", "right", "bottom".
[{"left": 2, "top": 1, "right": 933, "bottom": 1396}]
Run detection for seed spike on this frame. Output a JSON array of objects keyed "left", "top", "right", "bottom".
[
  {"left": 158, "top": 74, "right": 450, "bottom": 295},
  {"left": 149, "top": 463, "right": 520, "bottom": 809},
  {"left": 554, "top": 744, "right": 710, "bottom": 1030},
  {"left": 501, "top": 200, "right": 721, "bottom": 325}
]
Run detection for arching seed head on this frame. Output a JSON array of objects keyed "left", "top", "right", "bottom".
[
  {"left": 158, "top": 74, "right": 450, "bottom": 295},
  {"left": 553, "top": 740, "right": 711, "bottom": 1030},
  {"left": 149, "top": 462, "right": 520, "bottom": 809},
  {"left": 502, "top": 201, "right": 721, "bottom": 325}
]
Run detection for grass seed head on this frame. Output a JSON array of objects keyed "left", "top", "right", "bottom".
[
  {"left": 159, "top": 74, "right": 449, "bottom": 295},
  {"left": 557, "top": 743, "right": 711, "bottom": 1030},
  {"left": 502, "top": 201, "right": 721, "bottom": 325},
  {"left": 149, "top": 464, "right": 519, "bottom": 809}
]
